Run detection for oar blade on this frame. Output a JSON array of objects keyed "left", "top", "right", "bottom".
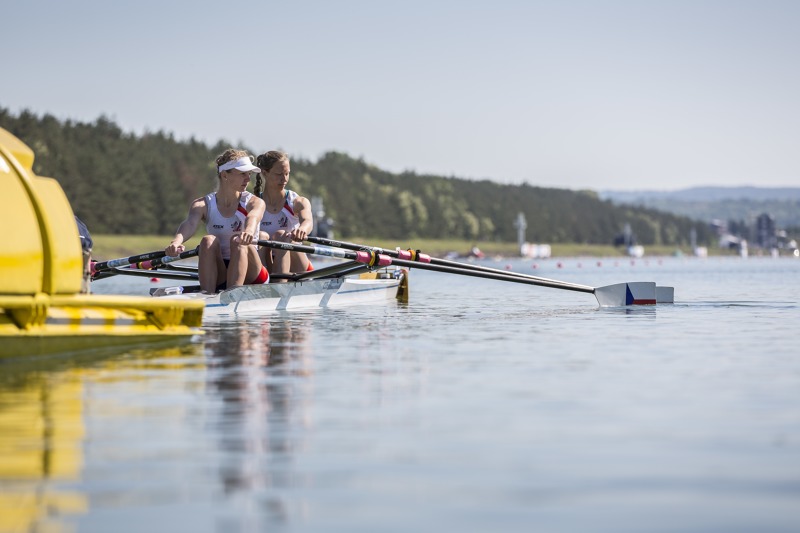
[
  {"left": 594, "top": 282, "right": 657, "bottom": 307},
  {"left": 656, "top": 286, "right": 675, "bottom": 304}
]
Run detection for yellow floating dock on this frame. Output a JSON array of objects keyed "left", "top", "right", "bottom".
[{"left": 0, "top": 127, "right": 203, "bottom": 358}]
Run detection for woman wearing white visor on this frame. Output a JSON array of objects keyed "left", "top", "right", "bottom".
[{"left": 165, "top": 149, "right": 268, "bottom": 293}]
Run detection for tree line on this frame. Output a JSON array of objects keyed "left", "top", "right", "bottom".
[{"left": 1, "top": 107, "right": 714, "bottom": 246}]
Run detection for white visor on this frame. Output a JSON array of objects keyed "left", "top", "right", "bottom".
[{"left": 218, "top": 156, "right": 260, "bottom": 173}]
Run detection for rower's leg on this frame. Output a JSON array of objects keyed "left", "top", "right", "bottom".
[
  {"left": 243, "top": 246, "right": 266, "bottom": 284},
  {"left": 258, "top": 231, "right": 274, "bottom": 273},
  {"left": 270, "top": 230, "right": 291, "bottom": 282},
  {"left": 290, "top": 250, "right": 311, "bottom": 273},
  {"left": 199, "top": 235, "right": 225, "bottom": 293},
  {"left": 227, "top": 234, "right": 252, "bottom": 288}
]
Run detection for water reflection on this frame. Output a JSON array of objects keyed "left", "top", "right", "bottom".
[
  {"left": 204, "top": 317, "right": 311, "bottom": 524},
  {"left": 0, "top": 343, "right": 201, "bottom": 533}
]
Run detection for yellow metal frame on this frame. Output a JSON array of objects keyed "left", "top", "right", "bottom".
[{"left": 0, "top": 128, "right": 203, "bottom": 357}]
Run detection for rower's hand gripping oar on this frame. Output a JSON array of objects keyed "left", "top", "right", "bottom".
[
  {"left": 305, "top": 236, "right": 672, "bottom": 306},
  {"left": 127, "top": 247, "right": 200, "bottom": 270},
  {"left": 259, "top": 239, "right": 659, "bottom": 307}
]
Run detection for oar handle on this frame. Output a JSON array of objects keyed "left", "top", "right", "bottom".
[
  {"left": 257, "top": 239, "right": 387, "bottom": 264},
  {"left": 129, "top": 247, "right": 200, "bottom": 270}
]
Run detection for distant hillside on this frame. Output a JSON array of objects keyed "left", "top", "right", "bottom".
[
  {"left": 600, "top": 187, "right": 800, "bottom": 229},
  {"left": 1, "top": 107, "right": 715, "bottom": 247}
]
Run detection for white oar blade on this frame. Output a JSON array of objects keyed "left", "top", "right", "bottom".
[
  {"left": 594, "top": 282, "right": 657, "bottom": 307},
  {"left": 656, "top": 286, "right": 675, "bottom": 304}
]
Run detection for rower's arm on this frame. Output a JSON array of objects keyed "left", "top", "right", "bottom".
[
  {"left": 293, "top": 196, "right": 314, "bottom": 240},
  {"left": 166, "top": 198, "right": 205, "bottom": 255},
  {"left": 241, "top": 195, "right": 266, "bottom": 243}
]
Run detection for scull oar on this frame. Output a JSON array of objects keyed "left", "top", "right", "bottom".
[
  {"left": 92, "top": 247, "right": 199, "bottom": 279},
  {"left": 91, "top": 249, "right": 167, "bottom": 274},
  {"left": 306, "top": 236, "right": 590, "bottom": 292},
  {"left": 259, "top": 240, "right": 658, "bottom": 307},
  {"left": 128, "top": 247, "right": 200, "bottom": 270},
  {"left": 305, "top": 236, "right": 673, "bottom": 305},
  {"left": 104, "top": 268, "right": 199, "bottom": 281}
]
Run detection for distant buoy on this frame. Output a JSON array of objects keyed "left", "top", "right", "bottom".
[
  {"left": 557, "top": 262, "right": 563, "bottom": 269},
  {"left": 505, "top": 264, "right": 512, "bottom": 270},
  {"left": 150, "top": 277, "right": 160, "bottom": 282},
  {"left": 596, "top": 261, "right": 602, "bottom": 267}
]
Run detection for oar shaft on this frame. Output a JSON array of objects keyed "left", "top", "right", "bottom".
[
  {"left": 92, "top": 250, "right": 167, "bottom": 272},
  {"left": 92, "top": 247, "right": 199, "bottom": 280},
  {"left": 106, "top": 268, "right": 199, "bottom": 281},
  {"left": 298, "top": 238, "right": 661, "bottom": 306},
  {"left": 130, "top": 247, "right": 200, "bottom": 270},
  {"left": 305, "top": 236, "right": 593, "bottom": 292},
  {"left": 258, "top": 240, "right": 594, "bottom": 294}
]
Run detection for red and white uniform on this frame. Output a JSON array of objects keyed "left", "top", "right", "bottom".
[
  {"left": 205, "top": 191, "right": 254, "bottom": 260},
  {"left": 259, "top": 190, "right": 300, "bottom": 235}
]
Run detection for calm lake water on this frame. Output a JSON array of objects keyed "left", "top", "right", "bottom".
[{"left": 1, "top": 256, "right": 799, "bottom": 533}]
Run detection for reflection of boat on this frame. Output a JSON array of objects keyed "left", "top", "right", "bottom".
[
  {"left": 152, "top": 269, "right": 408, "bottom": 318},
  {"left": 0, "top": 127, "right": 203, "bottom": 358},
  {"left": 0, "top": 343, "right": 203, "bottom": 530}
]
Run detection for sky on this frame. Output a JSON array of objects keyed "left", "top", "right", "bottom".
[{"left": 2, "top": 0, "right": 799, "bottom": 191}]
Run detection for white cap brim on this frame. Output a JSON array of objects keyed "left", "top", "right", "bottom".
[
  {"left": 231, "top": 162, "right": 260, "bottom": 173},
  {"left": 218, "top": 156, "right": 260, "bottom": 173}
]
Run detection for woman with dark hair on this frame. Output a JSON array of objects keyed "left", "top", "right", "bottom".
[
  {"left": 166, "top": 149, "right": 267, "bottom": 293},
  {"left": 255, "top": 151, "right": 313, "bottom": 278}
]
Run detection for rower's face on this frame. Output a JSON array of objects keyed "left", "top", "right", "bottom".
[
  {"left": 224, "top": 169, "right": 252, "bottom": 189},
  {"left": 263, "top": 160, "right": 290, "bottom": 187}
]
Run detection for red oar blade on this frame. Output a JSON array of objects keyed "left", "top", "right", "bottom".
[
  {"left": 656, "top": 286, "right": 675, "bottom": 304},
  {"left": 594, "top": 282, "right": 657, "bottom": 307}
]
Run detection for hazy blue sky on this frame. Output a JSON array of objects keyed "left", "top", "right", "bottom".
[{"left": 3, "top": 0, "right": 799, "bottom": 190}]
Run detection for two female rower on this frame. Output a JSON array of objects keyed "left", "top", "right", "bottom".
[
  {"left": 165, "top": 149, "right": 268, "bottom": 293},
  {"left": 255, "top": 150, "right": 314, "bottom": 278}
]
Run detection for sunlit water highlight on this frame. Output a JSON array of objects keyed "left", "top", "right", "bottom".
[{"left": 1, "top": 256, "right": 798, "bottom": 532}]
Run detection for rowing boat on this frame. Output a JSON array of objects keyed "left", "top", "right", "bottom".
[{"left": 151, "top": 269, "right": 408, "bottom": 318}]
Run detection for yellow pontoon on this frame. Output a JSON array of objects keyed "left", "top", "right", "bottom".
[{"left": 0, "top": 127, "right": 203, "bottom": 358}]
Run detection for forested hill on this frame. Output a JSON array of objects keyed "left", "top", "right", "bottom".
[
  {"left": 1, "top": 108, "right": 713, "bottom": 246},
  {"left": 601, "top": 187, "right": 800, "bottom": 229}
]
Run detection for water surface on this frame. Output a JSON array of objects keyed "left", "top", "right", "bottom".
[{"left": 1, "top": 257, "right": 798, "bottom": 532}]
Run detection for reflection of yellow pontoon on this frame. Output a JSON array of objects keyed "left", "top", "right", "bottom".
[{"left": 0, "top": 127, "right": 203, "bottom": 358}]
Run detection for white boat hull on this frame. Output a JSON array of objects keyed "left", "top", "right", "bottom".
[{"left": 157, "top": 273, "right": 405, "bottom": 319}]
